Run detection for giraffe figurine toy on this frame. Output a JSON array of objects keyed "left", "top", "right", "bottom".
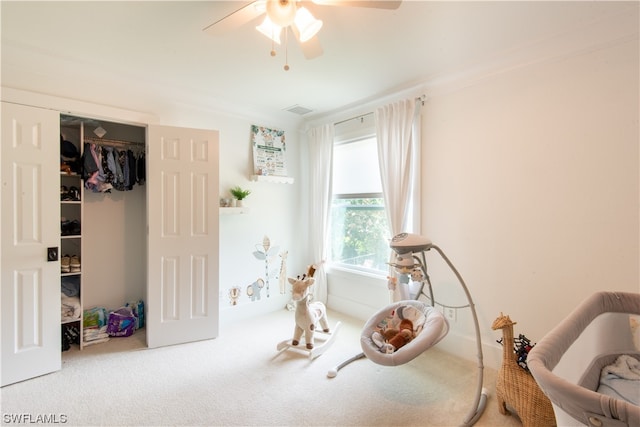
[{"left": 491, "top": 313, "right": 556, "bottom": 427}]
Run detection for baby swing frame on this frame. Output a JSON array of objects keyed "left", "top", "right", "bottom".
[{"left": 328, "top": 235, "right": 488, "bottom": 427}]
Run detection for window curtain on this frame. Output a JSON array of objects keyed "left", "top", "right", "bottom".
[
  {"left": 375, "top": 99, "right": 421, "bottom": 301},
  {"left": 307, "top": 124, "right": 335, "bottom": 304}
]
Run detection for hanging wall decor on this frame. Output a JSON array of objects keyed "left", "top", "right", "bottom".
[
  {"left": 252, "top": 236, "right": 280, "bottom": 298},
  {"left": 278, "top": 251, "right": 288, "bottom": 295},
  {"left": 251, "top": 124, "right": 287, "bottom": 177}
]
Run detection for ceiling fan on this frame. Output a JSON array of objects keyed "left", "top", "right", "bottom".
[{"left": 203, "top": 0, "right": 402, "bottom": 70}]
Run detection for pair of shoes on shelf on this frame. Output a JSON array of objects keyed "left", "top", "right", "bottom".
[
  {"left": 60, "top": 163, "right": 72, "bottom": 175},
  {"left": 62, "top": 324, "right": 80, "bottom": 350},
  {"left": 60, "top": 186, "right": 81, "bottom": 201},
  {"left": 61, "top": 219, "right": 81, "bottom": 236},
  {"left": 61, "top": 255, "right": 80, "bottom": 273}
]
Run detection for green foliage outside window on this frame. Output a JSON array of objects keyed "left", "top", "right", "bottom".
[{"left": 330, "top": 197, "right": 390, "bottom": 272}]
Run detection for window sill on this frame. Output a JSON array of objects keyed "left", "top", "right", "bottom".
[{"left": 326, "top": 263, "right": 388, "bottom": 281}]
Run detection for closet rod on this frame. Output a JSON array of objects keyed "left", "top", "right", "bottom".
[{"left": 84, "top": 137, "right": 145, "bottom": 149}]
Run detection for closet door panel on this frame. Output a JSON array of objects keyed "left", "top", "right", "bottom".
[
  {"left": 161, "top": 171, "right": 180, "bottom": 236},
  {"left": 1, "top": 103, "right": 61, "bottom": 386},
  {"left": 147, "top": 125, "right": 219, "bottom": 348},
  {"left": 191, "top": 254, "right": 208, "bottom": 318},
  {"left": 161, "top": 256, "right": 180, "bottom": 321}
]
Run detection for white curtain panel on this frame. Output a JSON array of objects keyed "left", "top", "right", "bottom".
[
  {"left": 307, "top": 124, "right": 335, "bottom": 304},
  {"left": 375, "top": 99, "right": 417, "bottom": 237},
  {"left": 375, "top": 99, "right": 419, "bottom": 301}
]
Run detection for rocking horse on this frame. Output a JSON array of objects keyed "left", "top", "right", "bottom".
[{"left": 276, "top": 265, "right": 341, "bottom": 359}]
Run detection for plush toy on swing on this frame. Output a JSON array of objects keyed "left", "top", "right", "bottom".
[{"left": 277, "top": 265, "right": 341, "bottom": 359}]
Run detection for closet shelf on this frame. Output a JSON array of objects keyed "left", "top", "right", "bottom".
[
  {"left": 250, "top": 175, "right": 294, "bottom": 184},
  {"left": 61, "top": 235, "right": 82, "bottom": 239},
  {"left": 61, "top": 272, "right": 81, "bottom": 277},
  {"left": 220, "top": 207, "right": 250, "bottom": 215}
]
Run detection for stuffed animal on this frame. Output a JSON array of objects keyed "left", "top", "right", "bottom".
[
  {"left": 371, "top": 305, "right": 425, "bottom": 354},
  {"left": 380, "top": 318, "right": 415, "bottom": 354}
]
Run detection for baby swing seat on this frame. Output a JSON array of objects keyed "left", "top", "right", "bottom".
[{"left": 360, "top": 300, "right": 449, "bottom": 366}]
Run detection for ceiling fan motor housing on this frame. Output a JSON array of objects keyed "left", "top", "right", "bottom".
[{"left": 266, "top": 0, "right": 297, "bottom": 27}]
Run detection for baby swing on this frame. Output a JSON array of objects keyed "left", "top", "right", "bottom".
[{"left": 328, "top": 233, "right": 488, "bottom": 427}]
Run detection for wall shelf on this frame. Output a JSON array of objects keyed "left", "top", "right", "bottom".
[
  {"left": 250, "top": 175, "right": 294, "bottom": 184},
  {"left": 220, "top": 207, "right": 250, "bottom": 215}
]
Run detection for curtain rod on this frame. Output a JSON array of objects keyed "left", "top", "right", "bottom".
[
  {"left": 333, "top": 95, "right": 426, "bottom": 127},
  {"left": 334, "top": 112, "right": 373, "bottom": 127}
]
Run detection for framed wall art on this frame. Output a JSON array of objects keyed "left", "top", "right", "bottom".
[{"left": 251, "top": 124, "right": 287, "bottom": 177}]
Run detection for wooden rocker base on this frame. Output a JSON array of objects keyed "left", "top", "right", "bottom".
[{"left": 276, "top": 321, "right": 342, "bottom": 359}]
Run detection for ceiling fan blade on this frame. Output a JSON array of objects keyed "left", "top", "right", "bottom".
[
  {"left": 311, "top": 0, "right": 401, "bottom": 9},
  {"left": 291, "top": 25, "right": 324, "bottom": 59},
  {"left": 203, "top": 1, "right": 263, "bottom": 35},
  {"left": 300, "top": 36, "right": 324, "bottom": 59}
]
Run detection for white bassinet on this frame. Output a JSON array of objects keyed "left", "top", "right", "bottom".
[{"left": 528, "top": 291, "right": 640, "bottom": 427}]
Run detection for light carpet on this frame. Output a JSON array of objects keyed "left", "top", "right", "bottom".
[{"left": 1, "top": 309, "right": 524, "bottom": 426}]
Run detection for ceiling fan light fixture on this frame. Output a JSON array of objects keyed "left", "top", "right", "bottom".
[
  {"left": 294, "top": 6, "right": 323, "bottom": 43},
  {"left": 266, "top": 0, "right": 297, "bottom": 27},
  {"left": 256, "top": 15, "right": 282, "bottom": 44}
]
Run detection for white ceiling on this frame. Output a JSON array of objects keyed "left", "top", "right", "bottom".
[{"left": 1, "top": 1, "right": 638, "bottom": 124}]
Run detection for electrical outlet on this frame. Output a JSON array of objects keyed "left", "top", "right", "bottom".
[{"left": 445, "top": 307, "right": 457, "bottom": 322}]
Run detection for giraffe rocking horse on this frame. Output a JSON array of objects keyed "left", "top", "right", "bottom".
[{"left": 276, "top": 265, "right": 341, "bottom": 359}]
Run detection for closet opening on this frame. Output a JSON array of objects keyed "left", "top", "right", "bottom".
[{"left": 60, "top": 114, "right": 147, "bottom": 353}]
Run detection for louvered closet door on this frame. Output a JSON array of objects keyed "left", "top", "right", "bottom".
[
  {"left": 147, "top": 125, "right": 219, "bottom": 348},
  {"left": 1, "top": 102, "right": 61, "bottom": 386}
]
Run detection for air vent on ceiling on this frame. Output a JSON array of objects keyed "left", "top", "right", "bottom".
[{"left": 284, "top": 105, "right": 313, "bottom": 115}]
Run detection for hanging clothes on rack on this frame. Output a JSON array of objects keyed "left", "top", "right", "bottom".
[
  {"left": 137, "top": 152, "right": 146, "bottom": 185},
  {"left": 82, "top": 138, "right": 144, "bottom": 193}
]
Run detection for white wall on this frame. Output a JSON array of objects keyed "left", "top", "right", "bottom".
[
  {"left": 325, "top": 37, "right": 639, "bottom": 369},
  {"left": 422, "top": 36, "right": 639, "bottom": 367}
]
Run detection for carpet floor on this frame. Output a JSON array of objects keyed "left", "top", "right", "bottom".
[{"left": 1, "top": 308, "right": 524, "bottom": 426}]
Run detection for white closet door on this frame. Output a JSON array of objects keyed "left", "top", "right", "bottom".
[
  {"left": 1, "top": 102, "right": 61, "bottom": 386},
  {"left": 147, "top": 125, "right": 219, "bottom": 348}
]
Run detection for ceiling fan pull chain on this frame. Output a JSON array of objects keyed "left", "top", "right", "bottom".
[{"left": 284, "top": 27, "right": 290, "bottom": 71}]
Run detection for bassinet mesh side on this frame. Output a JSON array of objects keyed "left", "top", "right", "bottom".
[{"left": 528, "top": 291, "right": 640, "bottom": 427}]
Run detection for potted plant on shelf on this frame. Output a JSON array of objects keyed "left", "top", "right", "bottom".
[{"left": 229, "top": 186, "right": 251, "bottom": 207}]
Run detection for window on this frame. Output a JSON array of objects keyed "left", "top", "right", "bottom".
[{"left": 329, "top": 136, "right": 391, "bottom": 274}]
